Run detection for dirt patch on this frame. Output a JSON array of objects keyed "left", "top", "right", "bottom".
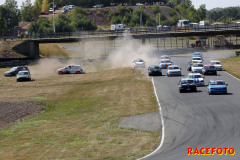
[{"left": 0, "top": 102, "right": 44, "bottom": 129}]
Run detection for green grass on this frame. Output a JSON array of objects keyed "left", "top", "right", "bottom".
[{"left": 0, "top": 68, "right": 160, "bottom": 160}]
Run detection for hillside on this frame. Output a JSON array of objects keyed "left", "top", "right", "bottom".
[{"left": 87, "top": 6, "right": 183, "bottom": 28}]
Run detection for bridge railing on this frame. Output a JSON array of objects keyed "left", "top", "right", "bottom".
[{"left": 2, "top": 23, "right": 240, "bottom": 40}]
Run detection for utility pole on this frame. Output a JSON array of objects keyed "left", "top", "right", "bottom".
[
  {"left": 53, "top": 1, "right": 55, "bottom": 33},
  {"left": 159, "top": 13, "right": 160, "bottom": 26}
]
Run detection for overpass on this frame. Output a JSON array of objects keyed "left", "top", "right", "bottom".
[{"left": 12, "top": 24, "right": 240, "bottom": 57}]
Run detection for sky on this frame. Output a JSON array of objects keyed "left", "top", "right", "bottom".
[{"left": 0, "top": 0, "right": 240, "bottom": 10}]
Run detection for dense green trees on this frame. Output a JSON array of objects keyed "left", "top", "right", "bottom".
[
  {"left": 207, "top": 7, "right": 240, "bottom": 21},
  {"left": 28, "top": 7, "right": 97, "bottom": 35}
]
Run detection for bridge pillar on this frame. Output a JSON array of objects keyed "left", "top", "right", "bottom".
[
  {"left": 142, "top": 38, "right": 146, "bottom": 45},
  {"left": 13, "top": 41, "right": 39, "bottom": 58}
]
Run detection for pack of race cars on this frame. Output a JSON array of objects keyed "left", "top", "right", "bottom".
[{"left": 133, "top": 52, "right": 228, "bottom": 95}]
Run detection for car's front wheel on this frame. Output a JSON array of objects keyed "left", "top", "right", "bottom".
[
  {"left": 59, "top": 71, "right": 63, "bottom": 74},
  {"left": 76, "top": 71, "right": 80, "bottom": 74}
]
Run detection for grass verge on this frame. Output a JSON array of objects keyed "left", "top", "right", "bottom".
[
  {"left": 39, "top": 43, "right": 69, "bottom": 57},
  {"left": 220, "top": 55, "right": 240, "bottom": 78},
  {"left": 0, "top": 67, "right": 160, "bottom": 160}
]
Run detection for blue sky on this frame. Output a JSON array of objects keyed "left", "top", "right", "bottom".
[{"left": 0, "top": 0, "right": 240, "bottom": 10}]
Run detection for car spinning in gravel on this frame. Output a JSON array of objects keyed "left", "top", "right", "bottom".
[
  {"left": 208, "top": 80, "right": 228, "bottom": 95},
  {"left": 191, "top": 63, "right": 203, "bottom": 73},
  {"left": 178, "top": 78, "right": 197, "bottom": 93},
  {"left": 202, "top": 64, "right": 217, "bottom": 75},
  {"left": 17, "top": 71, "right": 31, "bottom": 82},
  {"left": 167, "top": 65, "right": 181, "bottom": 76},
  {"left": 210, "top": 60, "right": 222, "bottom": 71},
  {"left": 133, "top": 58, "right": 145, "bottom": 68},
  {"left": 188, "top": 73, "right": 205, "bottom": 86},
  {"left": 4, "top": 66, "right": 29, "bottom": 77},
  {"left": 148, "top": 65, "right": 162, "bottom": 76},
  {"left": 160, "top": 59, "right": 172, "bottom": 69},
  {"left": 57, "top": 65, "right": 85, "bottom": 74}
]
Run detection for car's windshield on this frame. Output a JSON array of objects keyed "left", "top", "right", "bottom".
[
  {"left": 193, "top": 64, "right": 203, "bottom": 67},
  {"left": 154, "top": 66, "right": 160, "bottom": 69},
  {"left": 189, "top": 75, "right": 201, "bottom": 78},
  {"left": 169, "top": 67, "right": 179, "bottom": 70},
  {"left": 205, "top": 66, "right": 215, "bottom": 69},
  {"left": 161, "top": 60, "right": 171, "bottom": 63},
  {"left": 10, "top": 67, "right": 18, "bottom": 71},
  {"left": 211, "top": 62, "right": 221, "bottom": 64},
  {"left": 18, "top": 72, "right": 28, "bottom": 75},
  {"left": 181, "top": 80, "right": 194, "bottom": 84},
  {"left": 193, "top": 57, "right": 201, "bottom": 60},
  {"left": 210, "top": 81, "right": 225, "bottom": 85},
  {"left": 136, "top": 59, "right": 144, "bottom": 62}
]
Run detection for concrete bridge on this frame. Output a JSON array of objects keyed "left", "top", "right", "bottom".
[{"left": 12, "top": 25, "right": 240, "bottom": 57}]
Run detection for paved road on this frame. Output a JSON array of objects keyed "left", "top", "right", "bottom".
[{"left": 145, "top": 51, "right": 240, "bottom": 160}]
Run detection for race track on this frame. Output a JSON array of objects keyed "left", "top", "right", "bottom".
[{"left": 145, "top": 51, "right": 240, "bottom": 160}]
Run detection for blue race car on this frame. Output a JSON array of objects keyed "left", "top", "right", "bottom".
[
  {"left": 208, "top": 80, "right": 228, "bottom": 95},
  {"left": 160, "top": 59, "right": 172, "bottom": 69}
]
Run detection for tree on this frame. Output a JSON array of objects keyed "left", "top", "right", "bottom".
[
  {"left": 197, "top": 4, "right": 207, "bottom": 20},
  {"left": 41, "top": 0, "right": 49, "bottom": 12},
  {"left": 32, "top": 0, "right": 42, "bottom": 19},
  {"left": 0, "top": 6, "right": 7, "bottom": 36},
  {"left": 55, "top": 14, "right": 72, "bottom": 32},
  {"left": 21, "top": 0, "right": 34, "bottom": 21},
  {"left": 152, "top": 5, "right": 160, "bottom": 14},
  {"left": 4, "top": 0, "right": 20, "bottom": 30}
]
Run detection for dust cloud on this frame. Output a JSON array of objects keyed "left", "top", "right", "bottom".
[
  {"left": 107, "top": 37, "right": 159, "bottom": 69},
  {"left": 29, "top": 58, "right": 63, "bottom": 79}
]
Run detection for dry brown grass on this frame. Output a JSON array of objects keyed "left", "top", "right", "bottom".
[
  {"left": 0, "top": 65, "right": 160, "bottom": 159},
  {"left": 39, "top": 43, "right": 69, "bottom": 57},
  {"left": 221, "top": 55, "right": 240, "bottom": 78}
]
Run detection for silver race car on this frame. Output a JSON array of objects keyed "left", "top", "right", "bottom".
[{"left": 57, "top": 65, "right": 85, "bottom": 74}]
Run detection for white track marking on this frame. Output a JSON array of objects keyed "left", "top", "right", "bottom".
[{"left": 139, "top": 77, "right": 165, "bottom": 159}]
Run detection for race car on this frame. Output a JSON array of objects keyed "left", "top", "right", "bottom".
[
  {"left": 148, "top": 65, "right": 162, "bottom": 76},
  {"left": 4, "top": 66, "right": 29, "bottom": 77},
  {"left": 178, "top": 78, "right": 197, "bottom": 93},
  {"left": 160, "top": 59, "right": 172, "bottom": 69},
  {"left": 202, "top": 64, "right": 217, "bottom": 75},
  {"left": 160, "top": 55, "right": 171, "bottom": 60},
  {"left": 208, "top": 80, "right": 228, "bottom": 95},
  {"left": 191, "top": 63, "right": 203, "bottom": 73},
  {"left": 57, "top": 65, "right": 85, "bottom": 74},
  {"left": 167, "top": 65, "right": 181, "bottom": 76},
  {"left": 187, "top": 61, "right": 193, "bottom": 71},
  {"left": 188, "top": 73, "right": 205, "bottom": 86},
  {"left": 192, "top": 57, "right": 203, "bottom": 63},
  {"left": 210, "top": 60, "right": 222, "bottom": 71},
  {"left": 192, "top": 52, "right": 202, "bottom": 58},
  {"left": 17, "top": 71, "right": 31, "bottom": 82},
  {"left": 133, "top": 58, "right": 145, "bottom": 68}
]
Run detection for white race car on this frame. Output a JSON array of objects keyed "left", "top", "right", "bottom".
[
  {"left": 188, "top": 73, "right": 205, "bottom": 86},
  {"left": 57, "top": 65, "right": 85, "bottom": 74},
  {"left": 210, "top": 60, "right": 222, "bottom": 71},
  {"left": 167, "top": 65, "right": 181, "bottom": 76},
  {"left": 192, "top": 57, "right": 203, "bottom": 63},
  {"left": 191, "top": 63, "right": 203, "bottom": 73},
  {"left": 133, "top": 58, "right": 145, "bottom": 68}
]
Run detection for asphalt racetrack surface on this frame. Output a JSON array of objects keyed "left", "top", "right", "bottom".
[{"left": 145, "top": 51, "right": 240, "bottom": 160}]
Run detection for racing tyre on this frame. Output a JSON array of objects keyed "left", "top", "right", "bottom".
[
  {"left": 179, "top": 89, "right": 183, "bottom": 93},
  {"left": 59, "top": 71, "right": 63, "bottom": 74},
  {"left": 76, "top": 71, "right": 80, "bottom": 74}
]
